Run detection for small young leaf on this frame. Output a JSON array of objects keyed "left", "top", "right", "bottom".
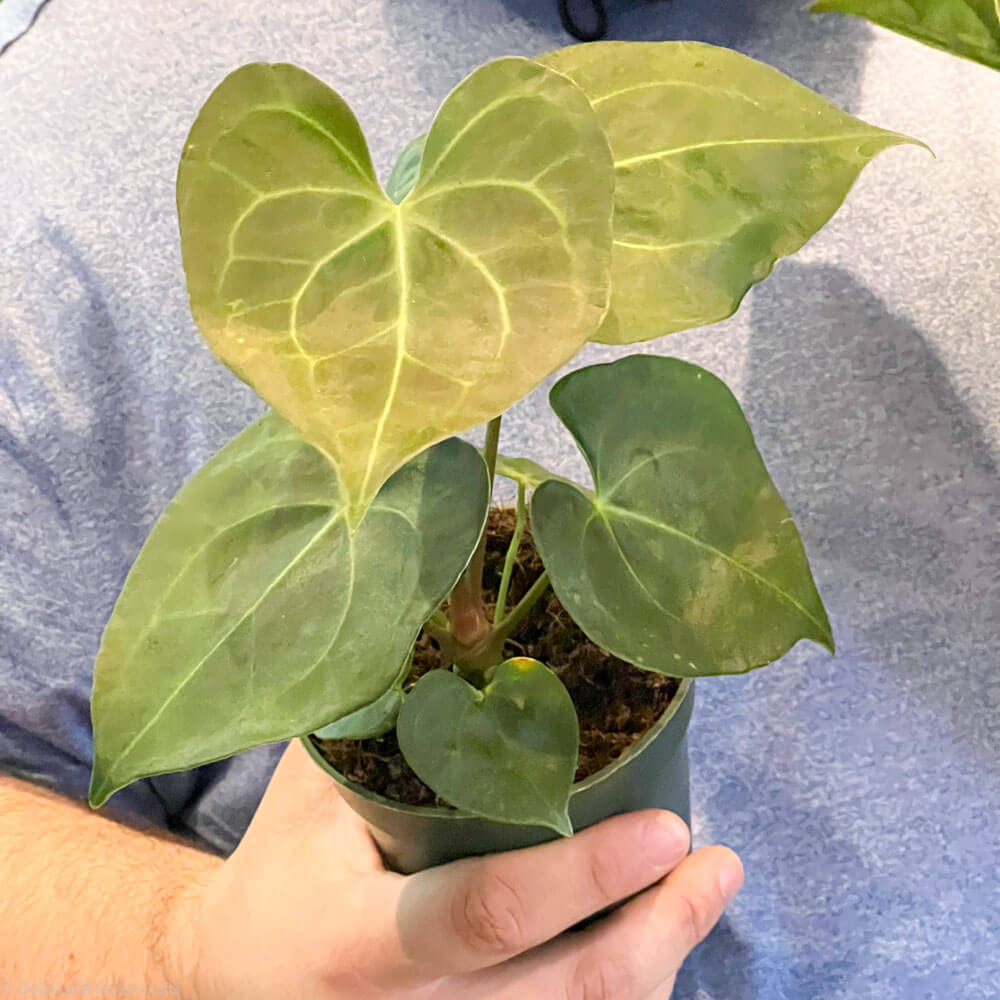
[
  {"left": 539, "top": 42, "right": 922, "bottom": 344},
  {"left": 89, "top": 418, "right": 488, "bottom": 806},
  {"left": 313, "top": 669, "right": 407, "bottom": 740},
  {"left": 532, "top": 356, "right": 834, "bottom": 677},
  {"left": 312, "top": 629, "right": 418, "bottom": 741},
  {"left": 396, "top": 659, "right": 578, "bottom": 834},
  {"left": 812, "top": 0, "right": 1000, "bottom": 71},
  {"left": 385, "top": 135, "right": 427, "bottom": 204},
  {"left": 177, "top": 58, "right": 613, "bottom": 523}
]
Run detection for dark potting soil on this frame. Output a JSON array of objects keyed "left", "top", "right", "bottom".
[{"left": 311, "top": 507, "right": 680, "bottom": 809}]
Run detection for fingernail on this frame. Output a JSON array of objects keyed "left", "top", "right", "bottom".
[
  {"left": 646, "top": 812, "right": 690, "bottom": 867},
  {"left": 718, "top": 853, "right": 744, "bottom": 904}
]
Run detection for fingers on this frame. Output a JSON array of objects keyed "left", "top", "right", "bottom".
[
  {"left": 589, "top": 845, "right": 743, "bottom": 998},
  {"left": 479, "top": 845, "right": 743, "bottom": 1000},
  {"left": 393, "top": 810, "right": 691, "bottom": 977}
]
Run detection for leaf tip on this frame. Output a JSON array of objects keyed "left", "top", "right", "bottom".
[
  {"left": 894, "top": 131, "right": 935, "bottom": 159},
  {"left": 87, "top": 772, "right": 113, "bottom": 809},
  {"left": 855, "top": 127, "right": 932, "bottom": 164},
  {"left": 549, "top": 810, "right": 574, "bottom": 838},
  {"left": 812, "top": 613, "right": 836, "bottom": 656}
]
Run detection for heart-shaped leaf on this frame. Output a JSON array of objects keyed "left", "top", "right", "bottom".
[
  {"left": 812, "top": 0, "right": 1000, "bottom": 70},
  {"left": 539, "top": 42, "right": 922, "bottom": 344},
  {"left": 177, "top": 58, "right": 613, "bottom": 523},
  {"left": 396, "top": 659, "right": 578, "bottom": 834},
  {"left": 89, "top": 417, "right": 488, "bottom": 806},
  {"left": 531, "top": 356, "right": 834, "bottom": 677}
]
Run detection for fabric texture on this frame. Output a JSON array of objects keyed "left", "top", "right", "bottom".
[
  {"left": 0, "top": 0, "right": 50, "bottom": 54},
  {"left": 1, "top": 1, "right": 998, "bottom": 996}
]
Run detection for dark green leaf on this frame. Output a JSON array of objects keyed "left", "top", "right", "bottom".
[
  {"left": 396, "top": 659, "right": 578, "bottom": 834},
  {"left": 532, "top": 356, "right": 834, "bottom": 677},
  {"left": 812, "top": 0, "right": 1000, "bottom": 71},
  {"left": 89, "top": 417, "right": 488, "bottom": 806}
]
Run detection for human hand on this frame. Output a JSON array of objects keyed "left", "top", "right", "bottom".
[{"left": 170, "top": 740, "right": 742, "bottom": 1000}]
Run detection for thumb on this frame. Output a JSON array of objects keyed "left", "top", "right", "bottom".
[{"left": 242, "top": 738, "right": 383, "bottom": 870}]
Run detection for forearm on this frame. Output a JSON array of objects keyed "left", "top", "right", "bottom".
[{"left": 0, "top": 774, "right": 221, "bottom": 995}]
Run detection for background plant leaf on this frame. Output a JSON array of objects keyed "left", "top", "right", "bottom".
[
  {"left": 531, "top": 356, "right": 834, "bottom": 677},
  {"left": 540, "top": 41, "right": 921, "bottom": 344},
  {"left": 89, "top": 418, "right": 488, "bottom": 806},
  {"left": 396, "top": 658, "right": 578, "bottom": 834},
  {"left": 177, "top": 58, "right": 613, "bottom": 522},
  {"left": 812, "top": 0, "right": 1000, "bottom": 70}
]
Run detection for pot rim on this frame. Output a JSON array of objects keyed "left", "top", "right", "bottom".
[{"left": 301, "top": 676, "right": 694, "bottom": 822}]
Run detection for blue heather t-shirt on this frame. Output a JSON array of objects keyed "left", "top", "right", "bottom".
[{"left": 3, "top": 2, "right": 999, "bottom": 996}]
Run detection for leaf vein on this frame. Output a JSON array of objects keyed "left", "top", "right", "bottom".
[
  {"left": 411, "top": 179, "right": 568, "bottom": 229},
  {"left": 592, "top": 78, "right": 765, "bottom": 109},
  {"left": 589, "top": 508, "right": 688, "bottom": 630},
  {"left": 289, "top": 216, "right": 393, "bottom": 356},
  {"left": 247, "top": 104, "right": 372, "bottom": 181},
  {"left": 409, "top": 220, "right": 512, "bottom": 355},
  {"left": 205, "top": 157, "right": 261, "bottom": 194},
  {"left": 417, "top": 89, "right": 536, "bottom": 187},
  {"left": 605, "top": 502, "right": 829, "bottom": 637},
  {"left": 614, "top": 237, "right": 722, "bottom": 254},
  {"left": 357, "top": 209, "right": 410, "bottom": 508},
  {"left": 109, "top": 509, "right": 348, "bottom": 779},
  {"left": 615, "top": 132, "right": 887, "bottom": 170}
]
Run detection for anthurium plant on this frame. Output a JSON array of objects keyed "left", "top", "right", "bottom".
[{"left": 89, "top": 42, "right": 920, "bottom": 835}]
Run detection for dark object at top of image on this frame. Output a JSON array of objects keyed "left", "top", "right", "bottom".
[{"left": 559, "top": 0, "right": 671, "bottom": 41}]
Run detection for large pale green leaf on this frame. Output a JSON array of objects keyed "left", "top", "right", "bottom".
[
  {"left": 177, "top": 59, "right": 613, "bottom": 523},
  {"left": 531, "top": 356, "right": 834, "bottom": 677},
  {"left": 397, "top": 659, "right": 578, "bottom": 834},
  {"left": 539, "top": 42, "right": 920, "bottom": 344},
  {"left": 89, "top": 418, "right": 488, "bottom": 806},
  {"left": 812, "top": 0, "right": 1000, "bottom": 70}
]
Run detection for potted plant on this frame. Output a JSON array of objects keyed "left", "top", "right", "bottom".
[{"left": 88, "top": 42, "right": 921, "bottom": 873}]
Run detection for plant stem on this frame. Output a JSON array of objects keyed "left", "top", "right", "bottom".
[
  {"left": 423, "top": 616, "right": 453, "bottom": 648},
  {"left": 448, "top": 546, "right": 490, "bottom": 648},
  {"left": 494, "top": 481, "right": 526, "bottom": 625},
  {"left": 482, "top": 414, "right": 501, "bottom": 484},
  {"left": 447, "top": 415, "right": 502, "bottom": 650},
  {"left": 451, "top": 568, "right": 552, "bottom": 677},
  {"left": 491, "top": 569, "right": 551, "bottom": 650}
]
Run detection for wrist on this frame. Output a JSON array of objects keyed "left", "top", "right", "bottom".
[{"left": 156, "top": 856, "right": 219, "bottom": 999}]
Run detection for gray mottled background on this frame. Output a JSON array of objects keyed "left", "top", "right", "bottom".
[{"left": 1, "top": 1, "right": 998, "bottom": 997}]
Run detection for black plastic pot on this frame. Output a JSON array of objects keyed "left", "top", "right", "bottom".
[{"left": 303, "top": 677, "right": 695, "bottom": 874}]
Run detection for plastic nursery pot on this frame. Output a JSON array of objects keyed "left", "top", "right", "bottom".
[{"left": 302, "top": 677, "right": 694, "bottom": 874}]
